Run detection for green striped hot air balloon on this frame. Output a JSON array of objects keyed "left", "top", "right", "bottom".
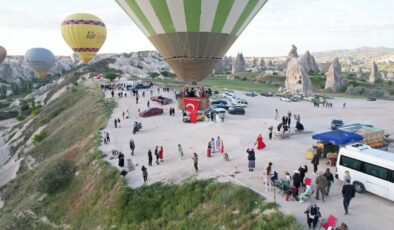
[{"left": 115, "top": 0, "right": 268, "bottom": 83}]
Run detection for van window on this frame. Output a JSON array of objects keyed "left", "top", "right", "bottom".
[
  {"left": 363, "top": 162, "right": 389, "bottom": 180},
  {"left": 389, "top": 171, "right": 394, "bottom": 183},
  {"left": 340, "top": 155, "right": 362, "bottom": 171}
]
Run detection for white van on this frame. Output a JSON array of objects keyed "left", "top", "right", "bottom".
[{"left": 336, "top": 143, "right": 394, "bottom": 201}]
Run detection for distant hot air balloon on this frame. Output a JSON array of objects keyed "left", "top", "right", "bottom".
[
  {"left": 115, "top": 0, "right": 268, "bottom": 83},
  {"left": 0, "top": 46, "right": 6, "bottom": 64},
  {"left": 25, "top": 48, "right": 55, "bottom": 79},
  {"left": 61, "top": 13, "right": 107, "bottom": 65}
]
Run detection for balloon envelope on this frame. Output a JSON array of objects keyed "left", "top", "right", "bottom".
[
  {"left": 61, "top": 13, "right": 107, "bottom": 65},
  {"left": 0, "top": 46, "right": 6, "bottom": 64},
  {"left": 25, "top": 48, "right": 55, "bottom": 79},
  {"left": 115, "top": 0, "right": 268, "bottom": 82}
]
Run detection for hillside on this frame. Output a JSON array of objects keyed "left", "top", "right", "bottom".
[{"left": 0, "top": 71, "right": 299, "bottom": 229}]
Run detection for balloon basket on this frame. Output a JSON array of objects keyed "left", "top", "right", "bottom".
[{"left": 177, "top": 97, "right": 210, "bottom": 110}]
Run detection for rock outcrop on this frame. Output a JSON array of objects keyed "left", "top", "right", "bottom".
[
  {"left": 232, "top": 53, "right": 246, "bottom": 73},
  {"left": 325, "top": 58, "right": 343, "bottom": 92},
  {"left": 285, "top": 57, "right": 313, "bottom": 96},
  {"left": 222, "top": 56, "right": 232, "bottom": 72},
  {"left": 282, "top": 44, "right": 299, "bottom": 70},
  {"left": 369, "top": 61, "right": 379, "bottom": 83},
  {"left": 386, "top": 72, "right": 394, "bottom": 81},
  {"left": 301, "top": 51, "right": 319, "bottom": 73},
  {"left": 356, "top": 66, "right": 363, "bottom": 78},
  {"left": 213, "top": 60, "right": 225, "bottom": 74},
  {"left": 259, "top": 58, "right": 265, "bottom": 69}
]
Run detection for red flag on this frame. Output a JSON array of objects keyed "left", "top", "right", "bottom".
[{"left": 184, "top": 98, "right": 200, "bottom": 124}]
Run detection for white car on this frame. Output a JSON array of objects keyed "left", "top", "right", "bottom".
[
  {"left": 231, "top": 100, "right": 248, "bottom": 107},
  {"left": 223, "top": 92, "right": 234, "bottom": 99},
  {"left": 280, "top": 97, "right": 291, "bottom": 102}
]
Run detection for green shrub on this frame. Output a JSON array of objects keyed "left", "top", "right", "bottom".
[
  {"left": 38, "top": 160, "right": 76, "bottom": 194},
  {"left": 0, "top": 110, "right": 19, "bottom": 120},
  {"left": 389, "top": 87, "right": 394, "bottom": 95},
  {"left": 31, "top": 105, "right": 42, "bottom": 116},
  {"left": 32, "top": 130, "right": 48, "bottom": 144},
  {"left": 367, "top": 89, "right": 385, "bottom": 98}
]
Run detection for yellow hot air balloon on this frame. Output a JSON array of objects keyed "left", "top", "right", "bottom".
[{"left": 61, "top": 13, "right": 106, "bottom": 64}]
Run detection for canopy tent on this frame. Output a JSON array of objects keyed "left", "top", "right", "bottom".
[{"left": 312, "top": 130, "right": 363, "bottom": 145}]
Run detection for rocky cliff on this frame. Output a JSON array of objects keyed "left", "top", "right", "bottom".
[
  {"left": 369, "top": 61, "right": 379, "bottom": 83},
  {"left": 325, "top": 58, "right": 343, "bottom": 92},
  {"left": 285, "top": 57, "right": 313, "bottom": 96},
  {"left": 301, "top": 51, "right": 320, "bottom": 73}
]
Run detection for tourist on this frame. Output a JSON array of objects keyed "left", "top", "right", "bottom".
[
  {"left": 192, "top": 152, "right": 198, "bottom": 172},
  {"left": 343, "top": 102, "right": 346, "bottom": 108},
  {"left": 299, "top": 165, "right": 308, "bottom": 186},
  {"left": 268, "top": 126, "right": 273, "bottom": 140},
  {"left": 304, "top": 203, "right": 321, "bottom": 229},
  {"left": 293, "top": 170, "right": 301, "bottom": 192},
  {"left": 178, "top": 144, "right": 184, "bottom": 158},
  {"left": 324, "top": 168, "right": 334, "bottom": 196},
  {"left": 315, "top": 172, "right": 328, "bottom": 201},
  {"left": 274, "top": 109, "right": 279, "bottom": 120},
  {"left": 207, "top": 141, "right": 212, "bottom": 157},
  {"left": 159, "top": 146, "right": 164, "bottom": 162},
  {"left": 117, "top": 117, "right": 121, "bottom": 127},
  {"left": 122, "top": 111, "right": 125, "bottom": 119},
  {"left": 141, "top": 165, "right": 148, "bottom": 183},
  {"left": 211, "top": 138, "right": 216, "bottom": 153},
  {"left": 264, "top": 162, "right": 273, "bottom": 191},
  {"left": 118, "top": 152, "right": 124, "bottom": 167},
  {"left": 154, "top": 146, "right": 160, "bottom": 165},
  {"left": 147, "top": 100, "right": 150, "bottom": 108},
  {"left": 256, "top": 134, "right": 266, "bottom": 150},
  {"left": 311, "top": 149, "right": 320, "bottom": 174},
  {"left": 298, "top": 185, "right": 313, "bottom": 203},
  {"left": 129, "top": 138, "right": 135, "bottom": 155},
  {"left": 342, "top": 179, "right": 356, "bottom": 215},
  {"left": 246, "top": 148, "right": 256, "bottom": 172},
  {"left": 136, "top": 95, "right": 139, "bottom": 104},
  {"left": 344, "top": 171, "right": 351, "bottom": 183},
  {"left": 215, "top": 136, "right": 221, "bottom": 153},
  {"left": 148, "top": 149, "right": 153, "bottom": 166},
  {"left": 111, "top": 90, "right": 114, "bottom": 98},
  {"left": 114, "top": 118, "right": 118, "bottom": 128}
]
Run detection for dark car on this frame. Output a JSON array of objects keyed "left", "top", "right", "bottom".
[
  {"left": 150, "top": 96, "right": 173, "bottom": 105},
  {"left": 245, "top": 92, "right": 258, "bottom": 97},
  {"left": 331, "top": 119, "right": 344, "bottom": 130},
  {"left": 139, "top": 107, "right": 164, "bottom": 117},
  {"left": 260, "top": 91, "right": 274, "bottom": 97},
  {"left": 228, "top": 106, "right": 245, "bottom": 115},
  {"left": 367, "top": 97, "right": 376, "bottom": 101},
  {"left": 210, "top": 100, "right": 228, "bottom": 105},
  {"left": 213, "top": 104, "right": 230, "bottom": 110}
]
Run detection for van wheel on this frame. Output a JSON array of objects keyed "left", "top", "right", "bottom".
[{"left": 353, "top": 181, "right": 366, "bottom": 193}]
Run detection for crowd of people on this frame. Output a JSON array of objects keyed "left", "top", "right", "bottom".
[{"left": 101, "top": 80, "right": 354, "bottom": 229}]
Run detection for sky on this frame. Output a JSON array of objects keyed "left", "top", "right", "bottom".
[{"left": 1, "top": 0, "right": 394, "bottom": 57}]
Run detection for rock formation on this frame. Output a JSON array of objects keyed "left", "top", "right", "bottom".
[
  {"left": 356, "top": 66, "right": 363, "bottom": 78},
  {"left": 285, "top": 57, "right": 313, "bottom": 96},
  {"left": 213, "top": 60, "right": 225, "bottom": 74},
  {"left": 282, "top": 44, "right": 299, "bottom": 70},
  {"left": 301, "top": 51, "right": 319, "bottom": 73},
  {"left": 259, "top": 57, "right": 265, "bottom": 69},
  {"left": 232, "top": 53, "right": 246, "bottom": 73},
  {"left": 386, "top": 72, "right": 394, "bottom": 81},
  {"left": 251, "top": 57, "right": 258, "bottom": 68},
  {"left": 369, "top": 61, "right": 379, "bottom": 83},
  {"left": 267, "top": 59, "right": 273, "bottom": 67},
  {"left": 325, "top": 58, "right": 343, "bottom": 92}
]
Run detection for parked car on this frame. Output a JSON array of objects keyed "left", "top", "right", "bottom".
[
  {"left": 280, "top": 97, "right": 291, "bottom": 102},
  {"left": 211, "top": 100, "right": 228, "bottom": 105},
  {"left": 213, "top": 104, "right": 231, "bottom": 110},
  {"left": 231, "top": 100, "right": 248, "bottom": 108},
  {"left": 331, "top": 119, "right": 344, "bottom": 130},
  {"left": 150, "top": 96, "right": 173, "bottom": 105},
  {"left": 228, "top": 106, "right": 245, "bottom": 115},
  {"left": 245, "top": 92, "right": 259, "bottom": 97},
  {"left": 183, "top": 111, "right": 205, "bottom": 122},
  {"left": 290, "top": 96, "right": 300, "bottom": 102},
  {"left": 139, "top": 107, "right": 164, "bottom": 117},
  {"left": 260, "top": 91, "right": 274, "bottom": 97},
  {"left": 223, "top": 92, "right": 234, "bottom": 98},
  {"left": 204, "top": 108, "right": 226, "bottom": 115},
  {"left": 367, "top": 97, "right": 376, "bottom": 101}
]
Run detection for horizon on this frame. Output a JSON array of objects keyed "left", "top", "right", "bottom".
[{"left": 1, "top": 0, "right": 394, "bottom": 56}]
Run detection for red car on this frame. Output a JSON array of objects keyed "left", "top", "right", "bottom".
[
  {"left": 139, "top": 108, "right": 164, "bottom": 117},
  {"left": 150, "top": 96, "right": 173, "bottom": 105}
]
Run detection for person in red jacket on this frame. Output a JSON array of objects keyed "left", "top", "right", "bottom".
[{"left": 159, "top": 146, "right": 164, "bottom": 162}]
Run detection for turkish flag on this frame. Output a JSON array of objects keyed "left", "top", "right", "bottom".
[{"left": 184, "top": 98, "right": 200, "bottom": 124}]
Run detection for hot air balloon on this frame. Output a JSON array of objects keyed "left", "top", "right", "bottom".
[
  {"left": 115, "top": 0, "right": 268, "bottom": 83},
  {"left": 61, "top": 13, "right": 107, "bottom": 65},
  {"left": 0, "top": 46, "right": 6, "bottom": 64},
  {"left": 25, "top": 48, "right": 55, "bottom": 79}
]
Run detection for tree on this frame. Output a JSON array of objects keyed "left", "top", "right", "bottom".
[
  {"left": 104, "top": 70, "right": 118, "bottom": 82},
  {"left": 0, "top": 84, "right": 7, "bottom": 98}
]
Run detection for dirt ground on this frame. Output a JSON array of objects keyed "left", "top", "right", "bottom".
[{"left": 99, "top": 81, "right": 394, "bottom": 230}]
